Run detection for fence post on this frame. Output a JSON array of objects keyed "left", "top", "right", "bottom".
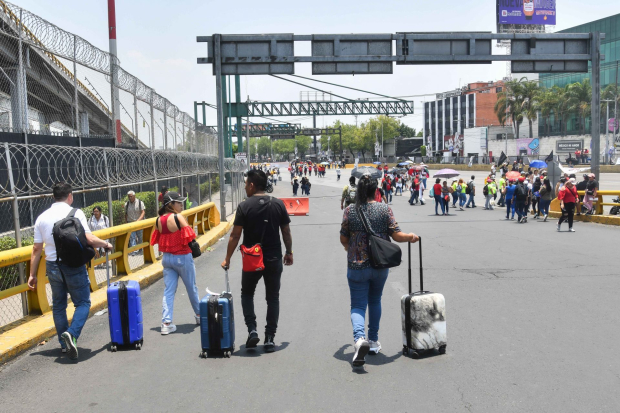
[
  {"left": 196, "top": 157, "right": 201, "bottom": 205},
  {"left": 5, "top": 143, "right": 27, "bottom": 316},
  {"left": 209, "top": 172, "right": 212, "bottom": 201},
  {"left": 152, "top": 149, "right": 159, "bottom": 215},
  {"left": 103, "top": 149, "right": 117, "bottom": 276}
]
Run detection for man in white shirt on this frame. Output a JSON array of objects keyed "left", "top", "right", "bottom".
[{"left": 28, "top": 182, "right": 112, "bottom": 360}]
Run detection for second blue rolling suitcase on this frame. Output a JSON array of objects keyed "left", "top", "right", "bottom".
[
  {"left": 106, "top": 254, "right": 144, "bottom": 351},
  {"left": 199, "top": 269, "right": 235, "bottom": 358}
]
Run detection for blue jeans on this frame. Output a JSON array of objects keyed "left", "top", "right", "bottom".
[
  {"left": 162, "top": 253, "right": 201, "bottom": 323},
  {"left": 539, "top": 199, "right": 551, "bottom": 216},
  {"left": 466, "top": 194, "right": 476, "bottom": 207},
  {"left": 409, "top": 190, "right": 418, "bottom": 204},
  {"left": 347, "top": 266, "right": 389, "bottom": 342},
  {"left": 386, "top": 189, "right": 393, "bottom": 203},
  {"left": 129, "top": 229, "right": 143, "bottom": 254},
  {"left": 46, "top": 261, "right": 91, "bottom": 347},
  {"left": 459, "top": 192, "right": 467, "bottom": 207},
  {"left": 434, "top": 195, "right": 444, "bottom": 214},
  {"left": 451, "top": 192, "right": 458, "bottom": 206}
]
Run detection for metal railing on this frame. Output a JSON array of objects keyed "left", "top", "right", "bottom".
[
  {"left": 0, "top": 202, "right": 220, "bottom": 324},
  {"left": 550, "top": 190, "right": 620, "bottom": 216}
]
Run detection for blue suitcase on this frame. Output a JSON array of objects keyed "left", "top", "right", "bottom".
[
  {"left": 199, "top": 270, "right": 235, "bottom": 358},
  {"left": 106, "top": 254, "right": 144, "bottom": 351}
]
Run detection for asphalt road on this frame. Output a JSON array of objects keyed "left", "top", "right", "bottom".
[{"left": 1, "top": 169, "right": 619, "bottom": 413}]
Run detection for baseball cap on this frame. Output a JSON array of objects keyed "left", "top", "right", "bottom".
[
  {"left": 162, "top": 191, "right": 186, "bottom": 206},
  {"left": 518, "top": 177, "right": 525, "bottom": 182},
  {"left": 583, "top": 173, "right": 590, "bottom": 178},
  {"left": 567, "top": 178, "right": 576, "bottom": 185}
]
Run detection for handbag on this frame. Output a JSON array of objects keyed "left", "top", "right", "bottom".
[
  {"left": 171, "top": 215, "right": 201, "bottom": 258},
  {"left": 357, "top": 205, "right": 402, "bottom": 269},
  {"left": 239, "top": 197, "right": 271, "bottom": 272}
]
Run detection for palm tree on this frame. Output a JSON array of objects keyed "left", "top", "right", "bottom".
[
  {"left": 567, "top": 79, "right": 592, "bottom": 135},
  {"left": 494, "top": 78, "right": 525, "bottom": 138},
  {"left": 520, "top": 80, "right": 540, "bottom": 139},
  {"left": 553, "top": 85, "right": 572, "bottom": 136},
  {"left": 537, "top": 88, "right": 557, "bottom": 137}
]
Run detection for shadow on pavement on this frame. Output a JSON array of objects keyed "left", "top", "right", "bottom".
[
  {"left": 333, "top": 344, "right": 403, "bottom": 372},
  {"left": 234, "top": 341, "right": 290, "bottom": 358},
  {"left": 149, "top": 323, "right": 198, "bottom": 335},
  {"left": 30, "top": 343, "right": 108, "bottom": 363}
]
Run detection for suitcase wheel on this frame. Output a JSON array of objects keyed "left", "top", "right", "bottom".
[
  {"left": 224, "top": 351, "right": 231, "bottom": 358},
  {"left": 110, "top": 344, "right": 117, "bottom": 352},
  {"left": 200, "top": 351, "right": 207, "bottom": 359},
  {"left": 438, "top": 345, "right": 446, "bottom": 355},
  {"left": 402, "top": 346, "right": 408, "bottom": 356},
  {"left": 135, "top": 342, "right": 142, "bottom": 350},
  {"left": 410, "top": 350, "right": 421, "bottom": 359}
]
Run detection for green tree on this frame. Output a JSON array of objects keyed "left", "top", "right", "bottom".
[
  {"left": 567, "top": 79, "right": 592, "bottom": 135},
  {"left": 538, "top": 88, "right": 558, "bottom": 137},
  {"left": 249, "top": 136, "right": 271, "bottom": 160},
  {"left": 416, "top": 130, "right": 423, "bottom": 137},
  {"left": 495, "top": 78, "right": 525, "bottom": 138},
  {"left": 553, "top": 85, "right": 573, "bottom": 136},
  {"left": 398, "top": 123, "right": 416, "bottom": 138},
  {"left": 295, "top": 135, "right": 312, "bottom": 157},
  {"left": 520, "top": 80, "right": 541, "bottom": 139}
]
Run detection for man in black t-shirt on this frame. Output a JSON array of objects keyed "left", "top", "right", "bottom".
[
  {"left": 222, "top": 170, "right": 293, "bottom": 353},
  {"left": 575, "top": 174, "right": 589, "bottom": 215}
]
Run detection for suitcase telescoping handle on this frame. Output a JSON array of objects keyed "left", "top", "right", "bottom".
[
  {"left": 224, "top": 268, "right": 230, "bottom": 294},
  {"left": 408, "top": 236, "right": 423, "bottom": 294}
]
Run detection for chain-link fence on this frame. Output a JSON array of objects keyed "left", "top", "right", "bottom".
[
  {"left": 0, "top": 1, "right": 217, "bottom": 152},
  {"left": 0, "top": 142, "right": 245, "bottom": 328}
]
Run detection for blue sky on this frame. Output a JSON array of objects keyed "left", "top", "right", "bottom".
[{"left": 14, "top": 0, "right": 620, "bottom": 132}]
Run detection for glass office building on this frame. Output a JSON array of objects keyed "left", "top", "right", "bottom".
[{"left": 539, "top": 13, "right": 620, "bottom": 136}]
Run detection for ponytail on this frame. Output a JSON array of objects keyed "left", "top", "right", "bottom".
[
  {"left": 355, "top": 175, "right": 378, "bottom": 208},
  {"left": 158, "top": 202, "right": 176, "bottom": 216}
]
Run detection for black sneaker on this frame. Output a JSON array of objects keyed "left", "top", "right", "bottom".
[
  {"left": 264, "top": 334, "right": 275, "bottom": 353},
  {"left": 61, "top": 331, "right": 78, "bottom": 360},
  {"left": 246, "top": 330, "right": 260, "bottom": 348}
]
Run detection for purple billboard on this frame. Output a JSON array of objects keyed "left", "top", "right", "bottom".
[{"left": 498, "top": 0, "right": 556, "bottom": 25}]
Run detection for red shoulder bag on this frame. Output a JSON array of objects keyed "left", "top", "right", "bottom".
[{"left": 239, "top": 197, "right": 271, "bottom": 272}]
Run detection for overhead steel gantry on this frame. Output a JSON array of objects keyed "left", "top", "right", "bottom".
[{"left": 197, "top": 31, "right": 603, "bottom": 222}]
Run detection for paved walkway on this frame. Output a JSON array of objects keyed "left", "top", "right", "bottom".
[{"left": 0, "top": 169, "right": 618, "bottom": 412}]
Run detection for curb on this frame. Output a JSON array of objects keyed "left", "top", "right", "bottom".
[
  {"left": 547, "top": 211, "right": 620, "bottom": 226},
  {"left": 0, "top": 219, "right": 234, "bottom": 365}
]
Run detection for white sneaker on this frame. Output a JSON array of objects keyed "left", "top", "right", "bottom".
[
  {"left": 557, "top": 224, "right": 561, "bottom": 232},
  {"left": 195, "top": 315, "right": 200, "bottom": 325},
  {"left": 352, "top": 338, "right": 370, "bottom": 366},
  {"left": 569, "top": 227, "right": 576, "bottom": 232},
  {"left": 544, "top": 214, "right": 548, "bottom": 222},
  {"left": 161, "top": 323, "right": 177, "bottom": 335},
  {"left": 368, "top": 340, "right": 382, "bottom": 355}
]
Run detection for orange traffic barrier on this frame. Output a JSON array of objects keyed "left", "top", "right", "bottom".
[{"left": 280, "top": 197, "right": 310, "bottom": 216}]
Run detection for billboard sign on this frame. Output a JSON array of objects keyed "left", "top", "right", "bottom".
[{"left": 498, "top": 0, "right": 556, "bottom": 25}]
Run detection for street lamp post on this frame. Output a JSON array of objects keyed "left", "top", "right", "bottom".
[{"left": 603, "top": 99, "right": 614, "bottom": 165}]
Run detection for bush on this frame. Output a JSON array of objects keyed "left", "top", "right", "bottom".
[
  {"left": 198, "top": 176, "right": 219, "bottom": 201},
  {"left": 83, "top": 191, "right": 157, "bottom": 225},
  {"left": 0, "top": 236, "right": 34, "bottom": 291}
]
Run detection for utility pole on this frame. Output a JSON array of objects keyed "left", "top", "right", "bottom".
[{"left": 107, "top": 0, "right": 121, "bottom": 145}]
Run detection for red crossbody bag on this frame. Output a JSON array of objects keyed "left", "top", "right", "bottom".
[{"left": 239, "top": 197, "right": 271, "bottom": 272}]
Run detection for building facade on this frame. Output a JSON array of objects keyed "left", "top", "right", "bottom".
[
  {"left": 539, "top": 13, "right": 620, "bottom": 136},
  {"left": 423, "top": 80, "right": 508, "bottom": 155}
]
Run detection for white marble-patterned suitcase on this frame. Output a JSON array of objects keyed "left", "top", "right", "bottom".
[
  {"left": 401, "top": 292, "right": 447, "bottom": 357},
  {"left": 401, "top": 238, "right": 447, "bottom": 358}
]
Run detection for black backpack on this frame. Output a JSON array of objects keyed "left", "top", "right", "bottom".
[
  {"left": 53, "top": 209, "right": 96, "bottom": 268},
  {"left": 466, "top": 181, "right": 473, "bottom": 195},
  {"left": 483, "top": 184, "right": 489, "bottom": 196},
  {"left": 515, "top": 184, "right": 528, "bottom": 200}
]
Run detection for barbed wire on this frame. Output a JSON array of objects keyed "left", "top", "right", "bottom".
[
  {"left": 0, "top": 1, "right": 200, "bottom": 132},
  {"left": 0, "top": 143, "right": 244, "bottom": 197}
]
